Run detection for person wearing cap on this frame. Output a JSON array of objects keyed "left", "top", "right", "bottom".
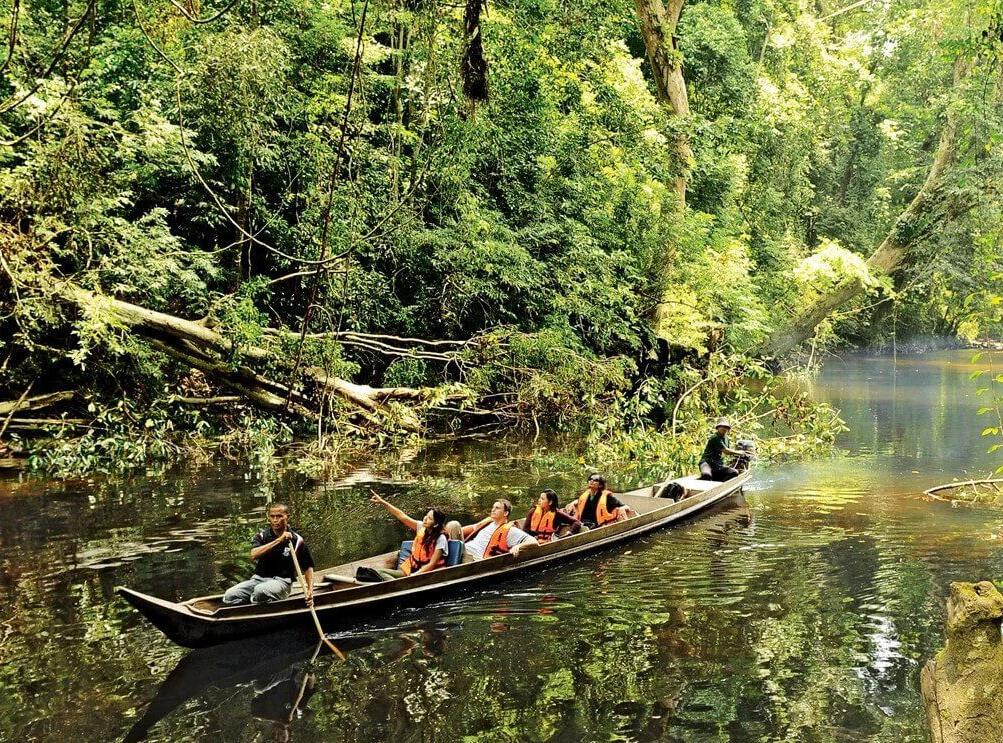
[{"left": 699, "top": 418, "right": 744, "bottom": 481}]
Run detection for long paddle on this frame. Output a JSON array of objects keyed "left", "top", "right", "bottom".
[
  {"left": 288, "top": 535, "right": 345, "bottom": 660},
  {"left": 287, "top": 638, "right": 324, "bottom": 723}
]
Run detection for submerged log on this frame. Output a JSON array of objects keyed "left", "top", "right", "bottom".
[{"left": 921, "top": 581, "right": 1003, "bottom": 743}]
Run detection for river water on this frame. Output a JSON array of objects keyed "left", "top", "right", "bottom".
[{"left": 3, "top": 351, "right": 1003, "bottom": 742}]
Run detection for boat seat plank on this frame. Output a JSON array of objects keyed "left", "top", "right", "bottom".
[{"left": 672, "top": 476, "right": 718, "bottom": 492}]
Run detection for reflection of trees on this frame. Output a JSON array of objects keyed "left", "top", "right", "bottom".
[
  {"left": 1, "top": 427, "right": 989, "bottom": 741},
  {"left": 818, "top": 355, "right": 990, "bottom": 470}
]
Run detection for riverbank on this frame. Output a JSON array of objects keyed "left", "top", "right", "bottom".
[{"left": 0, "top": 350, "right": 845, "bottom": 480}]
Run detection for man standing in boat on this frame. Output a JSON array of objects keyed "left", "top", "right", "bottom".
[
  {"left": 565, "top": 473, "right": 633, "bottom": 528},
  {"left": 223, "top": 503, "right": 315, "bottom": 606},
  {"left": 699, "top": 418, "right": 744, "bottom": 481}
]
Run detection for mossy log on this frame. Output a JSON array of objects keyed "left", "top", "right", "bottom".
[
  {"left": 0, "top": 391, "right": 75, "bottom": 415},
  {"left": 58, "top": 284, "right": 434, "bottom": 432},
  {"left": 921, "top": 581, "right": 1003, "bottom": 743}
]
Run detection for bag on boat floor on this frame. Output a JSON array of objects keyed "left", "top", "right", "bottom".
[
  {"left": 354, "top": 566, "right": 384, "bottom": 583},
  {"left": 658, "top": 482, "right": 685, "bottom": 501}
]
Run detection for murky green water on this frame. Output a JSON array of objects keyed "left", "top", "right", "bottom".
[{"left": 3, "top": 350, "right": 1003, "bottom": 742}]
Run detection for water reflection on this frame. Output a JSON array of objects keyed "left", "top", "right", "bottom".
[
  {"left": 123, "top": 630, "right": 332, "bottom": 742},
  {"left": 3, "top": 352, "right": 1003, "bottom": 740}
]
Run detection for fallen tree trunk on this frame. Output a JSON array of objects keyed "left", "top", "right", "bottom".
[
  {"left": 756, "top": 58, "right": 970, "bottom": 360},
  {"left": 60, "top": 284, "right": 270, "bottom": 362},
  {"left": 58, "top": 283, "right": 434, "bottom": 432},
  {"left": 0, "top": 390, "right": 75, "bottom": 415}
]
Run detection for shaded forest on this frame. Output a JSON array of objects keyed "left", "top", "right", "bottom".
[{"left": 1, "top": 0, "right": 1001, "bottom": 473}]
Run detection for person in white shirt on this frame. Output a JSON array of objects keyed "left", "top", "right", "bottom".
[{"left": 452, "top": 499, "right": 538, "bottom": 561}]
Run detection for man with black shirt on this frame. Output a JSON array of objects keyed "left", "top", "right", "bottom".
[
  {"left": 699, "top": 418, "right": 744, "bottom": 481},
  {"left": 223, "top": 503, "right": 315, "bottom": 606}
]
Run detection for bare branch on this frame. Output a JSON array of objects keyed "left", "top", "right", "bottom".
[{"left": 164, "top": 0, "right": 241, "bottom": 24}]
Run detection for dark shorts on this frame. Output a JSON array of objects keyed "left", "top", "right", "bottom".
[{"left": 699, "top": 462, "right": 739, "bottom": 482}]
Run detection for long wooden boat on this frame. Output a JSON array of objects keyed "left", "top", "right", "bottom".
[{"left": 118, "top": 470, "right": 751, "bottom": 647}]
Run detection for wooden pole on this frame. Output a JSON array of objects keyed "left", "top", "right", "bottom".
[{"left": 288, "top": 538, "right": 345, "bottom": 660}]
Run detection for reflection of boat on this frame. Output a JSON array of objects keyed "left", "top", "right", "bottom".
[
  {"left": 122, "top": 629, "right": 372, "bottom": 742},
  {"left": 118, "top": 471, "right": 751, "bottom": 648}
]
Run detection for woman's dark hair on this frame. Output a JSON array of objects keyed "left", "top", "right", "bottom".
[
  {"left": 422, "top": 508, "right": 447, "bottom": 548},
  {"left": 587, "top": 473, "right": 606, "bottom": 488},
  {"left": 541, "top": 489, "right": 559, "bottom": 511}
]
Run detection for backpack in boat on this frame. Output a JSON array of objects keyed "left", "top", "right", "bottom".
[
  {"left": 355, "top": 566, "right": 384, "bottom": 583},
  {"left": 658, "top": 482, "right": 685, "bottom": 501}
]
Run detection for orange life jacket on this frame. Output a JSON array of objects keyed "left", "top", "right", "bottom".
[
  {"left": 401, "top": 526, "right": 444, "bottom": 576},
  {"left": 575, "top": 489, "right": 619, "bottom": 526},
  {"left": 529, "top": 506, "right": 556, "bottom": 541},
  {"left": 484, "top": 522, "right": 515, "bottom": 557}
]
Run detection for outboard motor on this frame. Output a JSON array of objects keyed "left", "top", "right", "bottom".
[{"left": 732, "top": 439, "right": 756, "bottom": 472}]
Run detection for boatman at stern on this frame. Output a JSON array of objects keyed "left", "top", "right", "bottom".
[
  {"left": 699, "top": 417, "right": 744, "bottom": 482},
  {"left": 223, "top": 502, "right": 315, "bottom": 606}
]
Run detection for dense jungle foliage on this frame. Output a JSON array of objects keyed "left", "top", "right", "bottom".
[{"left": 0, "top": 0, "right": 1001, "bottom": 473}]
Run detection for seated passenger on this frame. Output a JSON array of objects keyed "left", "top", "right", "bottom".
[
  {"left": 565, "top": 473, "right": 635, "bottom": 529},
  {"left": 368, "top": 492, "right": 448, "bottom": 580},
  {"left": 223, "top": 502, "right": 314, "bottom": 606},
  {"left": 522, "top": 489, "right": 581, "bottom": 542},
  {"left": 449, "top": 499, "right": 538, "bottom": 561}
]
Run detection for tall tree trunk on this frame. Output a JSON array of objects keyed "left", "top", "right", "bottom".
[
  {"left": 461, "top": 0, "right": 488, "bottom": 105},
  {"left": 633, "top": 0, "right": 692, "bottom": 205},
  {"left": 755, "top": 59, "right": 970, "bottom": 361}
]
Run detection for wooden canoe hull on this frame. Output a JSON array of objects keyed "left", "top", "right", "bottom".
[{"left": 117, "top": 470, "right": 750, "bottom": 647}]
